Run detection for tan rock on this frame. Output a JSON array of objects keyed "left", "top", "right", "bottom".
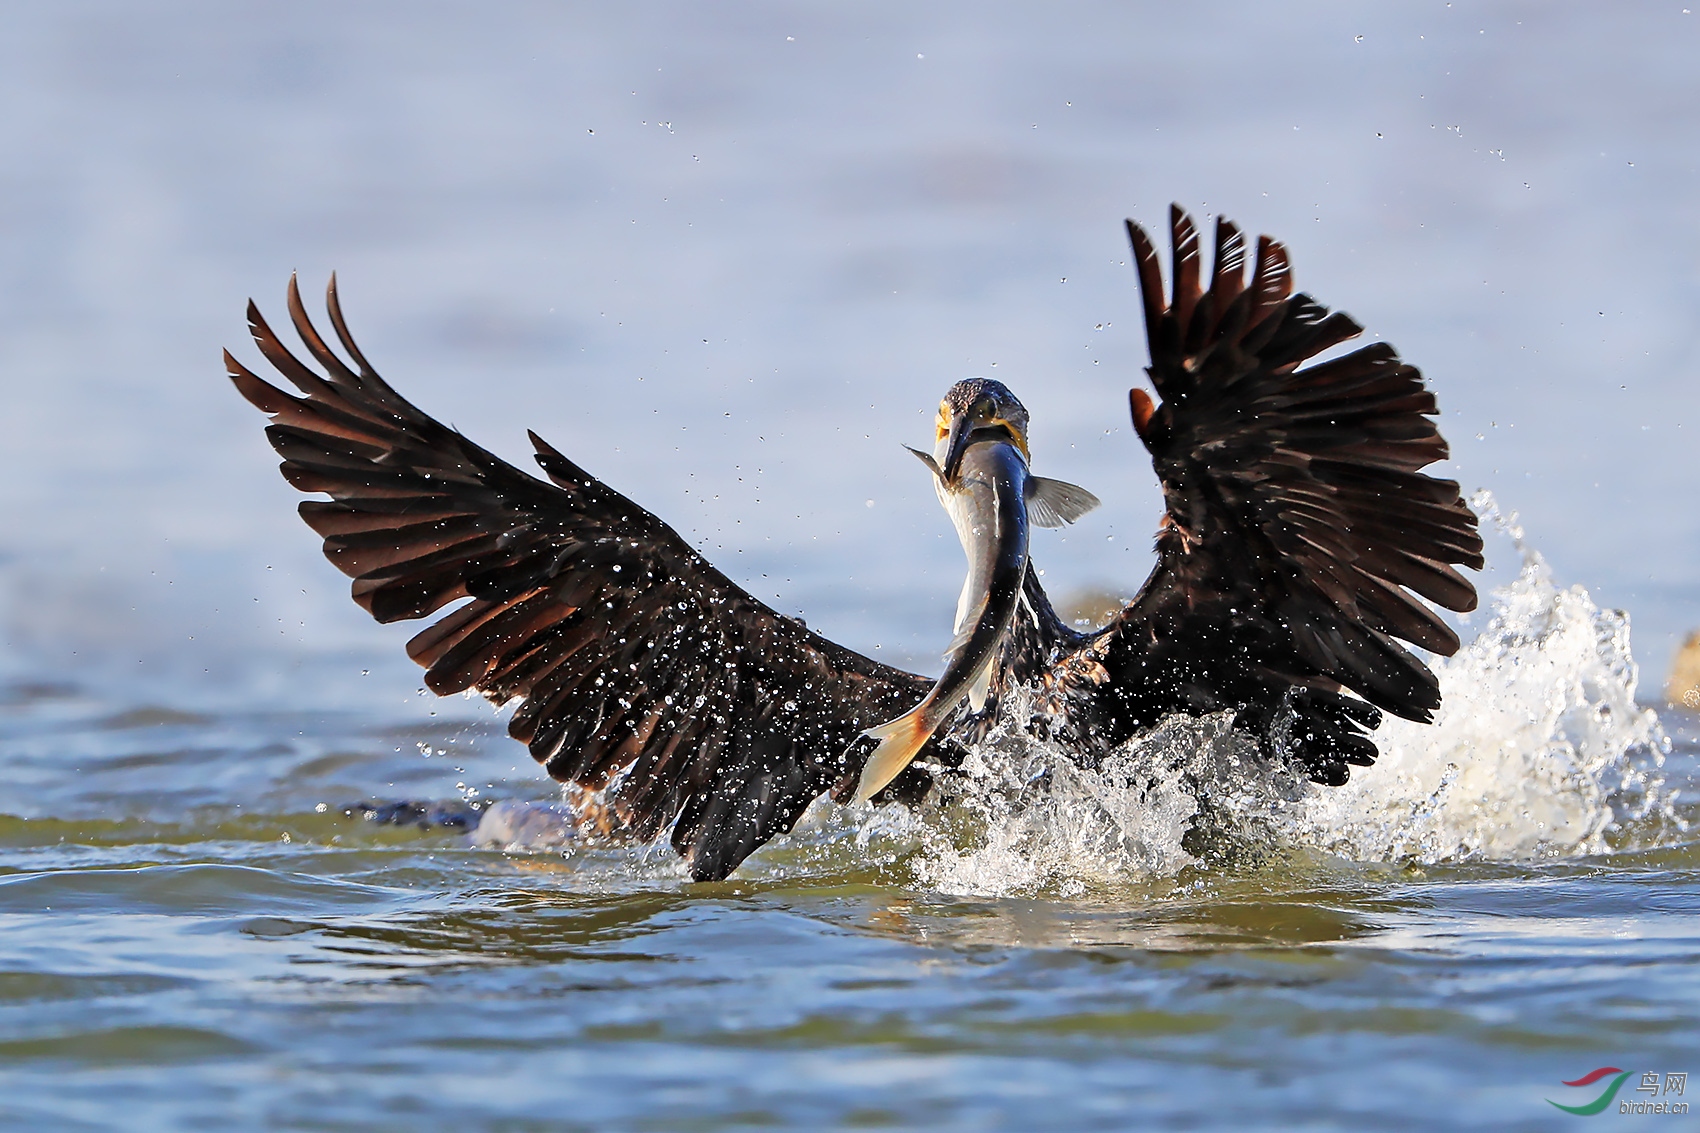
[
  {"left": 1665, "top": 630, "right": 1700, "bottom": 708},
  {"left": 1059, "top": 587, "right": 1129, "bottom": 632}
]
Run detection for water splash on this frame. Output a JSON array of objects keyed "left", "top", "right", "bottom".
[
  {"left": 479, "top": 494, "right": 1687, "bottom": 893},
  {"left": 1289, "top": 492, "right": 1678, "bottom": 863},
  {"left": 1285, "top": 489, "right": 1672, "bottom": 860},
  {"left": 902, "top": 492, "right": 1685, "bottom": 895}
]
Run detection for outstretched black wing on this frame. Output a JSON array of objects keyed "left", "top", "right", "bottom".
[
  {"left": 1055, "top": 207, "right": 1483, "bottom": 784},
  {"left": 228, "top": 277, "right": 931, "bottom": 880}
]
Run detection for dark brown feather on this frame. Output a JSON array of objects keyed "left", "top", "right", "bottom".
[
  {"left": 1042, "top": 208, "right": 1482, "bottom": 787},
  {"left": 229, "top": 278, "right": 933, "bottom": 881},
  {"left": 231, "top": 213, "right": 1481, "bottom": 876}
]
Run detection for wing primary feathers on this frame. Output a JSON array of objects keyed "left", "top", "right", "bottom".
[
  {"left": 1126, "top": 219, "right": 1166, "bottom": 366},
  {"left": 1209, "top": 217, "right": 1246, "bottom": 310},
  {"left": 1169, "top": 204, "right": 1202, "bottom": 337},
  {"left": 232, "top": 210, "right": 1483, "bottom": 874},
  {"left": 1062, "top": 205, "right": 1481, "bottom": 787},
  {"left": 230, "top": 277, "right": 934, "bottom": 881},
  {"left": 1245, "top": 236, "right": 1291, "bottom": 335},
  {"left": 285, "top": 274, "right": 363, "bottom": 388},
  {"left": 324, "top": 273, "right": 382, "bottom": 382}
]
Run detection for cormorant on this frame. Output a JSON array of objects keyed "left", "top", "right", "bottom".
[{"left": 228, "top": 207, "right": 1483, "bottom": 881}]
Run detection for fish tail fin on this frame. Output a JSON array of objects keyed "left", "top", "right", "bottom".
[{"left": 853, "top": 705, "right": 937, "bottom": 804}]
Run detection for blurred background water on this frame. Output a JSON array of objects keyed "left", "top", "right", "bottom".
[{"left": 0, "top": 3, "right": 1697, "bottom": 1130}]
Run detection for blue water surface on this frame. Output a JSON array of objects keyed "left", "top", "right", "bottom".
[{"left": 1, "top": 4, "right": 1698, "bottom": 1130}]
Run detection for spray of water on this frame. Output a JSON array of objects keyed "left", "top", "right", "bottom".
[
  {"left": 899, "top": 492, "right": 1685, "bottom": 894},
  {"left": 476, "top": 493, "right": 1687, "bottom": 893},
  {"left": 1288, "top": 493, "right": 1677, "bottom": 863}
]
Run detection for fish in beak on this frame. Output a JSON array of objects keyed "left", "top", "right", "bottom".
[{"left": 854, "top": 379, "right": 1100, "bottom": 803}]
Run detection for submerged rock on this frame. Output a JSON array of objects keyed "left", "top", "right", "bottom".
[
  {"left": 1666, "top": 630, "right": 1700, "bottom": 708},
  {"left": 1057, "top": 587, "right": 1128, "bottom": 631}
]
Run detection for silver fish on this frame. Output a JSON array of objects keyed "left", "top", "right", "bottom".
[{"left": 854, "top": 379, "right": 1099, "bottom": 803}]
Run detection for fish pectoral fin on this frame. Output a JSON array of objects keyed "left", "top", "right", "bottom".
[
  {"left": 1026, "top": 477, "right": 1101, "bottom": 528},
  {"left": 854, "top": 707, "right": 936, "bottom": 804},
  {"left": 966, "top": 654, "right": 996, "bottom": 714},
  {"left": 904, "top": 445, "right": 945, "bottom": 481}
]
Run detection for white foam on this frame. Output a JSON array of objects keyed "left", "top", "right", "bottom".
[
  {"left": 904, "top": 493, "right": 1686, "bottom": 896},
  {"left": 478, "top": 496, "right": 1687, "bottom": 893},
  {"left": 1288, "top": 493, "right": 1678, "bottom": 863}
]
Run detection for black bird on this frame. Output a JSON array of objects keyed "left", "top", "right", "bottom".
[{"left": 228, "top": 207, "right": 1483, "bottom": 881}]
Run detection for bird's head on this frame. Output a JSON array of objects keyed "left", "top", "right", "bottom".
[{"left": 933, "top": 378, "right": 1031, "bottom": 484}]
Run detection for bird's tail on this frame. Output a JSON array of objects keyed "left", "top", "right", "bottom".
[{"left": 853, "top": 703, "right": 939, "bottom": 804}]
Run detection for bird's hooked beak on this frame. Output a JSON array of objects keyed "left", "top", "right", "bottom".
[
  {"left": 941, "top": 410, "right": 975, "bottom": 484},
  {"left": 936, "top": 398, "right": 1031, "bottom": 484}
]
